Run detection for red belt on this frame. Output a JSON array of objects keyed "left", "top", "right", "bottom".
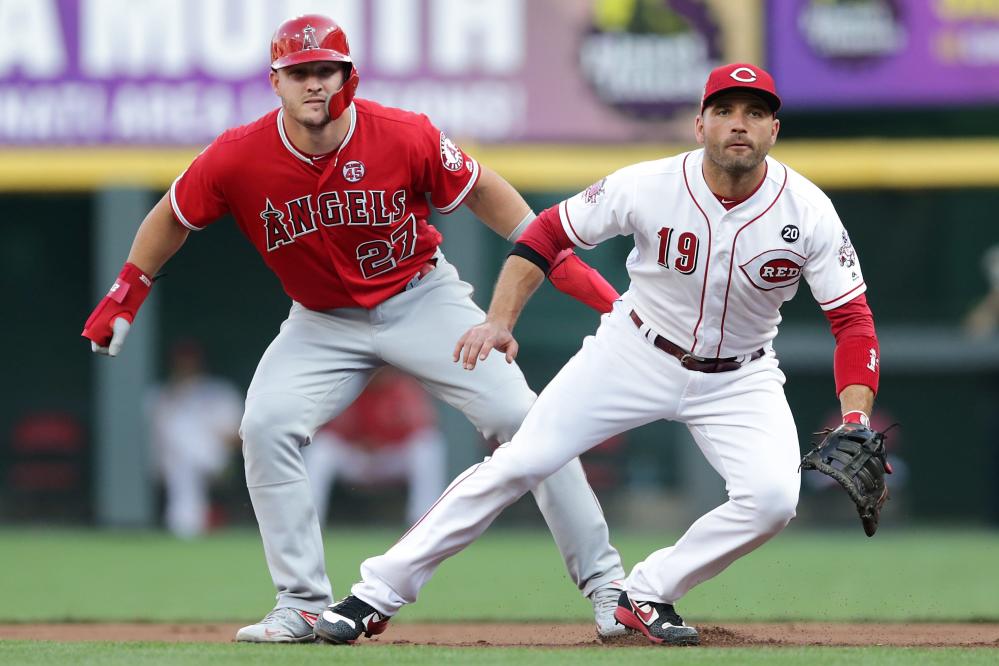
[{"left": 629, "top": 310, "right": 764, "bottom": 373}]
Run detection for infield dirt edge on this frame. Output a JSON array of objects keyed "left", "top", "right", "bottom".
[{"left": 2, "top": 622, "right": 998, "bottom": 648}]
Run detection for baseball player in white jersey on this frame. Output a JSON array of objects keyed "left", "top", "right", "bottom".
[
  {"left": 314, "top": 63, "right": 882, "bottom": 646},
  {"left": 82, "top": 14, "right": 628, "bottom": 643}
]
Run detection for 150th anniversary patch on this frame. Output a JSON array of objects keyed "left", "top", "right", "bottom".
[
  {"left": 739, "top": 248, "right": 806, "bottom": 291},
  {"left": 582, "top": 178, "right": 606, "bottom": 205}
]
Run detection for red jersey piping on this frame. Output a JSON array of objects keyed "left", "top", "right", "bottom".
[
  {"left": 714, "top": 163, "right": 788, "bottom": 357},
  {"left": 682, "top": 152, "right": 713, "bottom": 351}
]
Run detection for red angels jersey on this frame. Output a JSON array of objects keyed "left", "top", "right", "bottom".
[
  {"left": 169, "top": 99, "right": 480, "bottom": 309},
  {"left": 559, "top": 149, "right": 865, "bottom": 357}
]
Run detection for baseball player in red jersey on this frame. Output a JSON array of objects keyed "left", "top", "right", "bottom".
[
  {"left": 82, "top": 14, "right": 627, "bottom": 642},
  {"left": 316, "top": 63, "right": 882, "bottom": 647}
]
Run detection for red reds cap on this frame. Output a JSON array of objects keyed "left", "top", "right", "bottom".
[{"left": 701, "top": 63, "right": 781, "bottom": 114}]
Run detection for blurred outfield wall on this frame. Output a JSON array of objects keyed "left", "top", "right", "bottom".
[{"left": 3, "top": 0, "right": 999, "bottom": 526}]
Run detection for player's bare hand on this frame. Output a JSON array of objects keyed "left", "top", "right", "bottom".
[{"left": 453, "top": 321, "right": 519, "bottom": 370}]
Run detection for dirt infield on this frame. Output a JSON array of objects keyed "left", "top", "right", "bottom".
[{"left": 2, "top": 622, "right": 998, "bottom": 647}]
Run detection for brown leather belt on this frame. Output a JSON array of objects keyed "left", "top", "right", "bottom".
[{"left": 629, "top": 310, "right": 764, "bottom": 373}]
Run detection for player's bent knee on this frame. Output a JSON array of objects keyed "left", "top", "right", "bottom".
[
  {"left": 486, "top": 441, "right": 555, "bottom": 491},
  {"left": 240, "top": 394, "right": 315, "bottom": 484},
  {"left": 752, "top": 484, "right": 799, "bottom": 533},
  {"left": 733, "top": 481, "right": 799, "bottom": 535}
]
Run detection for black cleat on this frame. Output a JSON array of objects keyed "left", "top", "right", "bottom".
[
  {"left": 314, "top": 594, "right": 391, "bottom": 645},
  {"left": 613, "top": 591, "right": 700, "bottom": 646}
]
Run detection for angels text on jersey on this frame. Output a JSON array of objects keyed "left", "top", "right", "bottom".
[{"left": 260, "top": 188, "right": 418, "bottom": 280}]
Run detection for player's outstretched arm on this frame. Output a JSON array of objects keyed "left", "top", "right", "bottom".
[
  {"left": 126, "top": 192, "right": 190, "bottom": 277},
  {"left": 547, "top": 249, "right": 620, "bottom": 314},
  {"left": 453, "top": 256, "right": 544, "bottom": 370},
  {"left": 462, "top": 165, "right": 535, "bottom": 239},
  {"left": 82, "top": 193, "right": 190, "bottom": 356},
  {"left": 823, "top": 294, "right": 880, "bottom": 424},
  {"left": 464, "top": 168, "right": 621, "bottom": 314}
]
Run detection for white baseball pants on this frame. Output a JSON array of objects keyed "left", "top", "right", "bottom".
[
  {"left": 354, "top": 300, "right": 801, "bottom": 614},
  {"left": 239, "top": 254, "right": 624, "bottom": 612}
]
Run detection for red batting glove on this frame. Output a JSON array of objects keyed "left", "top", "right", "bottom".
[
  {"left": 547, "top": 249, "right": 620, "bottom": 314},
  {"left": 82, "top": 262, "right": 153, "bottom": 354}
]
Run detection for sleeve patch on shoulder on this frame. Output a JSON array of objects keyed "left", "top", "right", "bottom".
[
  {"left": 583, "top": 178, "right": 606, "bottom": 205},
  {"left": 440, "top": 132, "right": 464, "bottom": 172},
  {"left": 838, "top": 230, "right": 857, "bottom": 268}
]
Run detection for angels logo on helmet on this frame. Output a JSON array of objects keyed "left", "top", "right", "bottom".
[{"left": 302, "top": 25, "right": 321, "bottom": 50}]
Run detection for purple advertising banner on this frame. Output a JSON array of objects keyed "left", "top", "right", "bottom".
[
  {"left": 768, "top": 0, "right": 999, "bottom": 109},
  {"left": 0, "top": 0, "right": 760, "bottom": 146},
  {"left": 5, "top": 1, "right": 996, "bottom": 147}
]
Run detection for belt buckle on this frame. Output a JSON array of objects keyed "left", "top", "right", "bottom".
[{"left": 679, "top": 352, "right": 693, "bottom": 368}]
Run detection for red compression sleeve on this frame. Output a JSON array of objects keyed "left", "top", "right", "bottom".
[
  {"left": 518, "top": 204, "right": 574, "bottom": 265},
  {"left": 548, "top": 250, "right": 620, "bottom": 314},
  {"left": 515, "top": 205, "right": 619, "bottom": 313},
  {"left": 825, "top": 294, "right": 880, "bottom": 396}
]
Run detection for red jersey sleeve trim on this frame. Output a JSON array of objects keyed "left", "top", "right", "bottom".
[
  {"left": 817, "top": 281, "right": 866, "bottom": 310},
  {"left": 558, "top": 200, "right": 597, "bottom": 248},
  {"left": 436, "top": 159, "right": 481, "bottom": 214},
  {"left": 169, "top": 176, "right": 204, "bottom": 232}
]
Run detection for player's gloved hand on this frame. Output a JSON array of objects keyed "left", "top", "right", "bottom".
[
  {"left": 547, "top": 250, "right": 620, "bottom": 314},
  {"left": 799, "top": 418, "right": 891, "bottom": 537},
  {"left": 453, "top": 319, "right": 518, "bottom": 370},
  {"left": 91, "top": 317, "right": 132, "bottom": 356},
  {"left": 82, "top": 262, "right": 153, "bottom": 357}
]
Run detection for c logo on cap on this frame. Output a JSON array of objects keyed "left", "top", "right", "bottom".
[{"left": 730, "top": 67, "right": 758, "bottom": 83}]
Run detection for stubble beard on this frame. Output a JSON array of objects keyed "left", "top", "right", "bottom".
[
  {"left": 706, "top": 142, "right": 769, "bottom": 177},
  {"left": 297, "top": 109, "right": 332, "bottom": 130}
]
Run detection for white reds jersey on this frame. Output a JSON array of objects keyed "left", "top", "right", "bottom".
[{"left": 559, "top": 149, "right": 865, "bottom": 357}]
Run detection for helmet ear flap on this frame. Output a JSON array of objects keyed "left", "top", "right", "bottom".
[{"left": 327, "top": 65, "right": 359, "bottom": 119}]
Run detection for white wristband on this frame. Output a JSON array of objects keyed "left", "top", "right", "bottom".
[{"left": 506, "top": 211, "right": 536, "bottom": 242}]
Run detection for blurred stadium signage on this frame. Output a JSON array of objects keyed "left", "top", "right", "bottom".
[
  {"left": 577, "top": 0, "right": 721, "bottom": 116},
  {"left": 11, "top": 1, "right": 997, "bottom": 146},
  {"left": 770, "top": 0, "right": 999, "bottom": 107},
  {"left": 0, "top": 0, "right": 757, "bottom": 146}
]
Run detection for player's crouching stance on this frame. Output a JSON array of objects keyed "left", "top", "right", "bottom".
[
  {"left": 82, "top": 14, "right": 630, "bottom": 644},
  {"left": 315, "top": 63, "right": 882, "bottom": 647}
]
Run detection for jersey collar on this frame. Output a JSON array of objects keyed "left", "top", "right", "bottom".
[
  {"left": 277, "top": 102, "right": 356, "bottom": 165},
  {"left": 688, "top": 150, "right": 786, "bottom": 221}
]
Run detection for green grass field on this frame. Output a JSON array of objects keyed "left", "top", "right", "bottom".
[
  {"left": 1, "top": 525, "right": 997, "bottom": 664},
  {"left": 2, "top": 642, "right": 998, "bottom": 666}
]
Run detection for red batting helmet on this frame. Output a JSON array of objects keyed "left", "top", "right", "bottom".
[{"left": 270, "top": 14, "right": 359, "bottom": 119}]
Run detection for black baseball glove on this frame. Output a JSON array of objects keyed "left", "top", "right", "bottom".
[{"left": 800, "top": 424, "right": 892, "bottom": 537}]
